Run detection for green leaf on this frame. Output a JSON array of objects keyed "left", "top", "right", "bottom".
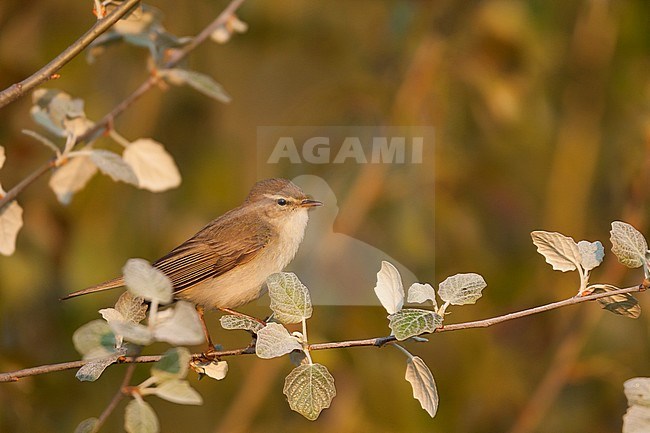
[
  {"left": 219, "top": 314, "right": 264, "bottom": 333},
  {"left": 123, "top": 258, "right": 173, "bottom": 304},
  {"left": 159, "top": 69, "right": 231, "bottom": 103},
  {"left": 255, "top": 323, "right": 302, "bottom": 359},
  {"left": 610, "top": 221, "right": 649, "bottom": 269},
  {"left": 267, "top": 272, "right": 313, "bottom": 324},
  {"left": 438, "top": 273, "right": 486, "bottom": 306},
  {"left": 150, "top": 379, "right": 203, "bottom": 405},
  {"left": 151, "top": 347, "right": 190, "bottom": 380},
  {"left": 592, "top": 286, "right": 641, "bottom": 319},
  {"left": 283, "top": 363, "right": 336, "bottom": 420},
  {"left": 124, "top": 399, "right": 159, "bottom": 433},
  {"left": 531, "top": 231, "right": 581, "bottom": 272},
  {"left": 388, "top": 309, "right": 442, "bottom": 341},
  {"left": 90, "top": 150, "right": 139, "bottom": 186},
  {"left": 405, "top": 356, "right": 439, "bottom": 418},
  {"left": 153, "top": 301, "right": 205, "bottom": 345},
  {"left": 374, "top": 261, "right": 404, "bottom": 315},
  {"left": 74, "top": 417, "right": 99, "bottom": 433},
  {"left": 73, "top": 320, "right": 116, "bottom": 359}
]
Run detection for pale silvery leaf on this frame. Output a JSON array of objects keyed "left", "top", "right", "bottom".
[
  {"left": 283, "top": 363, "right": 336, "bottom": 421},
  {"left": 255, "top": 322, "right": 302, "bottom": 359},
  {"left": 405, "top": 356, "right": 439, "bottom": 418},
  {"left": 388, "top": 309, "right": 443, "bottom": 341},
  {"left": 110, "top": 320, "right": 153, "bottom": 346},
  {"left": 151, "top": 347, "right": 190, "bottom": 381},
  {"left": 99, "top": 308, "right": 124, "bottom": 324},
  {"left": 625, "top": 378, "right": 650, "bottom": 407},
  {"left": 210, "top": 26, "right": 231, "bottom": 44},
  {"left": 122, "top": 139, "right": 181, "bottom": 192},
  {"left": 153, "top": 301, "right": 205, "bottom": 345},
  {"left": 63, "top": 117, "right": 94, "bottom": 138},
  {"left": 74, "top": 418, "right": 99, "bottom": 433},
  {"left": 0, "top": 145, "right": 5, "bottom": 168},
  {"left": 0, "top": 200, "right": 23, "bottom": 256},
  {"left": 49, "top": 155, "right": 98, "bottom": 205},
  {"left": 124, "top": 399, "right": 159, "bottom": 433},
  {"left": 159, "top": 69, "right": 231, "bottom": 103},
  {"left": 591, "top": 286, "right": 641, "bottom": 319},
  {"left": 219, "top": 315, "right": 264, "bottom": 333},
  {"left": 577, "top": 240, "right": 605, "bottom": 271},
  {"left": 407, "top": 283, "right": 437, "bottom": 308},
  {"left": 531, "top": 231, "right": 581, "bottom": 272},
  {"left": 374, "top": 261, "right": 404, "bottom": 315},
  {"left": 149, "top": 379, "right": 203, "bottom": 405},
  {"left": 267, "top": 272, "right": 313, "bottom": 324},
  {"left": 90, "top": 149, "right": 139, "bottom": 186},
  {"left": 76, "top": 353, "right": 122, "bottom": 382},
  {"left": 610, "top": 221, "right": 649, "bottom": 269},
  {"left": 623, "top": 405, "right": 650, "bottom": 433},
  {"left": 115, "top": 292, "right": 148, "bottom": 324},
  {"left": 190, "top": 359, "right": 228, "bottom": 380},
  {"left": 73, "top": 319, "right": 116, "bottom": 359},
  {"left": 438, "top": 273, "right": 486, "bottom": 305},
  {"left": 123, "top": 258, "right": 173, "bottom": 304}
]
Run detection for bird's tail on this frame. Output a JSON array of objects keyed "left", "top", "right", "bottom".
[{"left": 60, "top": 276, "right": 125, "bottom": 300}]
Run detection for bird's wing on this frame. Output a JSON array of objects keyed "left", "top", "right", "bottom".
[{"left": 153, "top": 221, "right": 273, "bottom": 293}]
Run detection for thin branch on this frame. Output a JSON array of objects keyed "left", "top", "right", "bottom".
[
  {"left": 95, "top": 361, "right": 137, "bottom": 430},
  {"left": 0, "top": 0, "right": 141, "bottom": 109},
  {"left": 0, "top": 0, "right": 248, "bottom": 212},
  {"left": 0, "top": 284, "right": 642, "bottom": 383}
]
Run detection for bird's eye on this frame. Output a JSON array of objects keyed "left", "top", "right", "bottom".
[{"left": 277, "top": 198, "right": 287, "bottom": 206}]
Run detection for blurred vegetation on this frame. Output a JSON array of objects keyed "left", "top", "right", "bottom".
[{"left": 0, "top": 0, "right": 649, "bottom": 432}]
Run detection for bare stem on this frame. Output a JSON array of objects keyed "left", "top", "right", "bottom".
[
  {"left": 0, "top": 0, "right": 141, "bottom": 109},
  {"left": 0, "top": 284, "right": 642, "bottom": 383},
  {"left": 95, "top": 361, "right": 138, "bottom": 430}
]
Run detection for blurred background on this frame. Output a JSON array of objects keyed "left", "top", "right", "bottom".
[{"left": 1, "top": 0, "right": 650, "bottom": 432}]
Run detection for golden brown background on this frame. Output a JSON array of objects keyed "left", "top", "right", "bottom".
[{"left": 1, "top": 0, "right": 649, "bottom": 432}]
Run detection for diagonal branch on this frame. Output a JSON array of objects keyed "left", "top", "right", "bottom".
[
  {"left": 0, "top": 0, "right": 141, "bottom": 109},
  {"left": 0, "top": 284, "right": 642, "bottom": 383}
]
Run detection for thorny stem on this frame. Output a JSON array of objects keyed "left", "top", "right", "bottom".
[{"left": 0, "top": 284, "right": 643, "bottom": 383}]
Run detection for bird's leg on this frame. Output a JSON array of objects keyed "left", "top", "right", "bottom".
[{"left": 196, "top": 305, "right": 215, "bottom": 351}]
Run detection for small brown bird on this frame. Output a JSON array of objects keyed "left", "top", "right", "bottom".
[{"left": 63, "top": 178, "right": 322, "bottom": 316}]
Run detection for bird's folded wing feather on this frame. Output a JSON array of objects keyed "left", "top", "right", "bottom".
[{"left": 153, "top": 224, "right": 273, "bottom": 293}]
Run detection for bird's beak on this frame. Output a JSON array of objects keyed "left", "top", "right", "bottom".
[{"left": 300, "top": 198, "right": 323, "bottom": 208}]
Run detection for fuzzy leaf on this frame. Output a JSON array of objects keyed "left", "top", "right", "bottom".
[
  {"left": 531, "top": 231, "right": 581, "bottom": 272},
  {"left": 76, "top": 353, "right": 121, "bottom": 382},
  {"left": 124, "top": 399, "right": 159, "bottom": 433},
  {"left": 625, "top": 378, "right": 650, "bottom": 406},
  {"left": 151, "top": 347, "right": 190, "bottom": 381},
  {"left": 109, "top": 321, "right": 153, "bottom": 346},
  {"left": 74, "top": 418, "right": 99, "bottom": 433},
  {"left": 153, "top": 301, "right": 205, "bottom": 345},
  {"left": 159, "top": 69, "right": 231, "bottom": 103},
  {"left": 123, "top": 258, "right": 173, "bottom": 304},
  {"left": 405, "top": 356, "right": 439, "bottom": 418},
  {"left": 0, "top": 200, "right": 23, "bottom": 256},
  {"left": 388, "top": 309, "right": 442, "bottom": 341},
  {"left": 73, "top": 320, "right": 116, "bottom": 359},
  {"left": 150, "top": 379, "right": 203, "bottom": 405},
  {"left": 610, "top": 221, "right": 649, "bottom": 269},
  {"left": 90, "top": 149, "right": 139, "bottom": 186},
  {"left": 267, "top": 272, "right": 313, "bottom": 324},
  {"left": 407, "top": 283, "right": 437, "bottom": 308},
  {"left": 577, "top": 240, "right": 605, "bottom": 271},
  {"left": 122, "top": 139, "right": 181, "bottom": 192},
  {"left": 49, "top": 155, "right": 98, "bottom": 205},
  {"left": 438, "top": 273, "right": 486, "bottom": 305},
  {"left": 219, "top": 315, "right": 264, "bottom": 333},
  {"left": 623, "top": 405, "right": 650, "bottom": 433},
  {"left": 283, "top": 363, "right": 336, "bottom": 420},
  {"left": 190, "top": 359, "right": 228, "bottom": 380},
  {"left": 255, "top": 323, "right": 302, "bottom": 359},
  {"left": 0, "top": 145, "right": 5, "bottom": 168},
  {"left": 115, "top": 292, "right": 148, "bottom": 324},
  {"left": 592, "top": 286, "right": 641, "bottom": 319},
  {"left": 374, "top": 261, "right": 404, "bottom": 315}
]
